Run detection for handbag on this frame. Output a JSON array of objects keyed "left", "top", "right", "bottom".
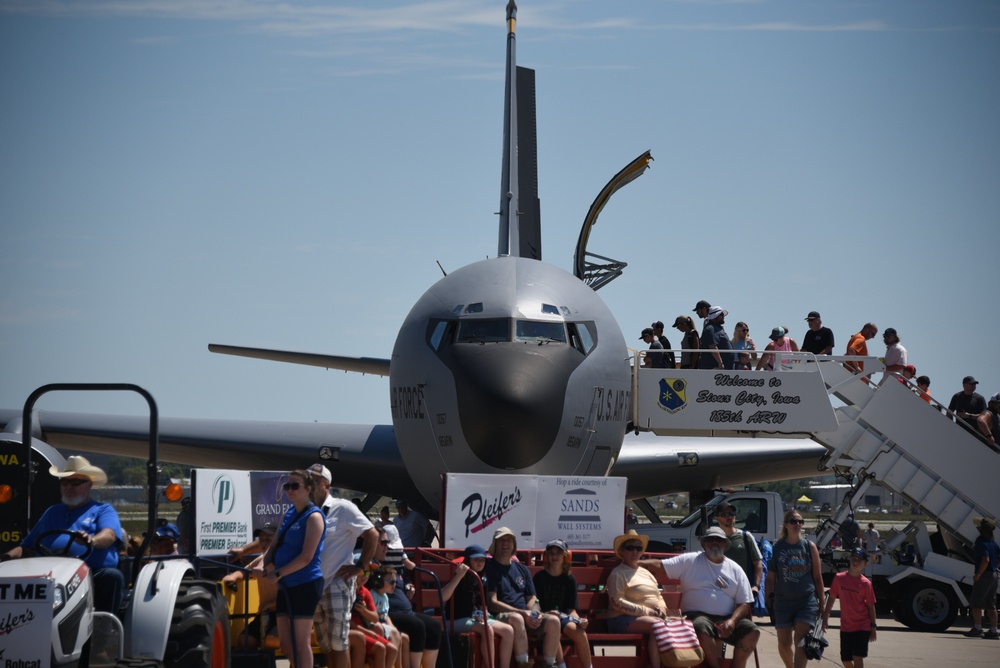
[{"left": 652, "top": 617, "right": 704, "bottom": 668}]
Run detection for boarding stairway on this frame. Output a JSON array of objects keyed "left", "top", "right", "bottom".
[
  {"left": 811, "top": 361, "right": 999, "bottom": 548},
  {"left": 631, "top": 351, "right": 999, "bottom": 549}
]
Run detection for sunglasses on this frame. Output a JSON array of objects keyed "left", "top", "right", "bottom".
[
  {"left": 282, "top": 482, "right": 302, "bottom": 491},
  {"left": 716, "top": 512, "right": 735, "bottom": 518},
  {"left": 621, "top": 544, "right": 644, "bottom": 552},
  {"left": 60, "top": 478, "right": 90, "bottom": 487},
  {"left": 786, "top": 519, "right": 805, "bottom": 525}
]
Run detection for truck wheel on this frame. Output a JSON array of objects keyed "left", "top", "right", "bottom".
[
  {"left": 164, "top": 579, "right": 230, "bottom": 668},
  {"left": 896, "top": 580, "right": 958, "bottom": 632}
]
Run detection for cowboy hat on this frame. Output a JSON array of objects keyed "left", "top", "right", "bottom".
[
  {"left": 49, "top": 455, "right": 107, "bottom": 488},
  {"left": 613, "top": 530, "right": 649, "bottom": 559}
]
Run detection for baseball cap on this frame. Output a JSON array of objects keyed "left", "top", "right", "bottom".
[
  {"left": 990, "top": 393, "right": 1000, "bottom": 404},
  {"left": 463, "top": 544, "right": 488, "bottom": 560},
  {"left": 672, "top": 316, "right": 688, "bottom": 329},
  {"left": 692, "top": 300, "right": 711, "bottom": 312},
  {"left": 700, "top": 527, "right": 728, "bottom": 542},
  {"left": 155, "top": 523, "right": 180, "bottom": 541},
  {"left": 963, "top": 376, "right": 979, "bottom": 385},
  {"left": 307, "top": 463, "right": 332, "bottom": 483},
  {"left": 805, "top": 311, "right": 821, "bottom": 320},
  {"left": 254, "top": 522, "right": 277, "bottom": 538},
  {"left": 545, "top": 539, "right": 569, "bottom": 552},
  {"left": 849, "top": 547, "right": 869, "bottom": 561},
  {"left": 769, "top": 327, "right": 785, "bottom": 341},
  {"left": 651, "top": 321, "right": 665, "bottom": 330},
  {"left": 639, "top": 327, "right": 655, "bottom": 339},
  {"left": 883, "top": 327, "right": 897, "bottom": 337}
]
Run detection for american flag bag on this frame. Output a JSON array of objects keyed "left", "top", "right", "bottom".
[{"left": 653, "top": 617, "right": 704, "bottom": 667}]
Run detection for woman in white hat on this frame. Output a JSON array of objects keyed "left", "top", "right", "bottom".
[
  {"left": 1, "top": 456, "right": 124, "bottom": 615},
  {"left": 604, "top": 530, "right": 669, "bottom": 668}
]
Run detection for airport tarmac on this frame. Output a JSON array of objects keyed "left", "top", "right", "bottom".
[{"left": 275, "top": 612, "right": 998, "bottom": 667}]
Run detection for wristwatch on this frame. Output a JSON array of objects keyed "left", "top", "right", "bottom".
[{"left": 274, "top": 570, "right": 282, "bottom": 579}]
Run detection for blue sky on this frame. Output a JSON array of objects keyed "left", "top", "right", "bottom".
[{"left": 2, "top": 0, "right": 998, "bottom": 427}]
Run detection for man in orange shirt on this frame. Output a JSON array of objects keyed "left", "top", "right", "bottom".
[{"left": 845, "top": 323, "right": 878, "bottom": 377}]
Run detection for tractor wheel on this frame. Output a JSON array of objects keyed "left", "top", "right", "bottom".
[
  {"left": 895, "top": 580, "right": 958, "bottom": 632},
  {"left": 163, "top": 579, "right": 230, "bottom": 668}
]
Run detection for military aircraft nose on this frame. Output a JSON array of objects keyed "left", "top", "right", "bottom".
[{"left": 447, "top": 345, "right": 576, "bottom": 469}]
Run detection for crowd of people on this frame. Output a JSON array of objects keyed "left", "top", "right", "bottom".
[
  {"left": 638, "top": 299, "right": 1000, "bottom": 447},
  {"left": 2, "top": 449, "right": 996, "bottom": 666}
]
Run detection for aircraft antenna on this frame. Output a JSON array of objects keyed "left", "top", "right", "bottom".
[
  {"left": 436, "top": 260, "right": 448, "bottom": 277},
  {"left": 497, "top": 0, "right": 519, "bottom": 258}
]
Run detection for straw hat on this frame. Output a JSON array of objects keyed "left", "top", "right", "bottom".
[
  {"left": 613, "top": 529, "right": 649, "bottom": 559},
  {"left": 49, "top": 455, "right": 107, "bottom": 488}
]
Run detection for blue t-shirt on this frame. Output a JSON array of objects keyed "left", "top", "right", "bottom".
[
  {"left": 23, "top": 500, "right": 122, "bottom": 570},
  {"left": 973, "top": 536, "right": 999, "bottom": 573},
  {"left": 484, "top": 559, "right": 535, "bottom": 609},
  {"left": 699, "top": 322, "right": 735, "bottom": 370},
  {"left": 274, "top": 504, "right": 324, "bottom": 588}
]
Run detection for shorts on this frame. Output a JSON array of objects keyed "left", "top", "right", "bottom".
[
  {"left": 247, "top": 607, "right": 278, "bottom": 641},
  {"left": 496, "top": 611, "right": 548, "bottom": 641},
  {"left": 604, "top": 615, "right": 636, "bottom": 634},
  {"left": 315, "top": 576, "right": 356, "bottom": 652},
  {"left": 275, "top": 579, "right": 324, "bottom": 619},
  {"left": 356, "top": 626, "right": 391, "bottom": 655},
  {"left": 453, "top": 616, "right": 499, "bottom": 632},
  {"left": 685, "top": 611, "right": 758, "bottom": 645},
  {"left": 969, "top": 571, "right": 999, "bottom": 609},
  {"left": 773, "top": 595, "right": 819, "bottom": 629},
  {"left": 840, "top": 630, "right": 871, "bottom": 661}
]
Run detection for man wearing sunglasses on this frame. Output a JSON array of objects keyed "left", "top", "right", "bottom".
[
  {"left": 714, "top": 503, "right": 763, "bottom": 601},
  {"left": 308, "top": 462, "right": 380, "bottom": 668},
  {"left": 1, "top": 455, "right": 124, "bottom": 616}
]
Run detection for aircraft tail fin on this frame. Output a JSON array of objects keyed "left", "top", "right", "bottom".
[{"left": 498, "top": 1, "right": 541, "bottom": 260}]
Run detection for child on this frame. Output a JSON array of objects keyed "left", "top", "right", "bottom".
[
  {"left": 370, "top": 566, "right": 409, "bottom": 668},
  {"left": 823, "top": 547, "right": 877, "bottom": 668},
  {"left": 533, "top": 539, "right": 591, "bottom": 668},
  {"left": 352, "top": 571, "right": 397, "bottom": 668},
  {"left": 441, "top": 544, "right": 515, "bottom": 668}
]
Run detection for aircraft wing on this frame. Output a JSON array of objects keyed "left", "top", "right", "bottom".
[
  {"left": 208, "top": 343, "right": 391, "bottom": 376},
  {"left": 614, "top": 431, "right": 828, "bottom": 499},
  {"left": 0, "top": 409, "right": 422, "bottom": 505}
]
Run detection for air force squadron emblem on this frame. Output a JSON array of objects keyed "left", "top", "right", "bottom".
[{"left": 657, "top": 378, "right": 687, "bottom": 414}]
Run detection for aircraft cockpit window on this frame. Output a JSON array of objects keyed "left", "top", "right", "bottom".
[
  {"left": 457, "top": 318, "right": 509, "bottom": 343},
  {"left": 515, "top": 320, "right": 566, "bottom": 343},
  {"left": 428, "top": 320, "right": 451, "bottom": 351},
  {"left": 567, "top": 322, "right": 596, "bottom": 354},
  {"left": 560, "top": 306, "right": 571, "bottom": 316},
  {"left": 465, "top": 303, "right": 484, "bottom": 314},
  {"left": 452, "top": 305, "right": 465, "bottom": 314},
  {"left": 541, "top": 303, "right": 560, "bottom": 315}
]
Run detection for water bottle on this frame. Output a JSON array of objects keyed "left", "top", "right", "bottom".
[
  {"left": 530, "top": 610, "right": 540, "bottom": 621},
  {"left": 473, "top": 609, "right": 484, "bottom": 622}
]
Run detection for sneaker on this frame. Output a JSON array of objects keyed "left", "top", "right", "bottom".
[
  {"left": 984, "top": 630, "right": 999, "bottom": 640},
  {"left": 963, "top": 628, "right": 983, "bottom": 638}
]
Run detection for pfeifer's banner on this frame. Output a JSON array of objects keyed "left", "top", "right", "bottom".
[
  {"left": 0, "top": 576, "right": 53, "bottom": 667},
  {"left": 443, "top": 474, "right": 626, "bottom": 550}
]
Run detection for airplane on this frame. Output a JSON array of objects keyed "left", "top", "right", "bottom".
[{"left": 0, "top": 1, "right": 827, "bottom": 518}]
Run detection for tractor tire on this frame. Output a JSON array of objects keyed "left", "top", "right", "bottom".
[
  {"left": 163, "top": 579, "right": 230, "bottom": 668},
  {"left": 895, "top": 580, "right": 958, "bottom": 632}
]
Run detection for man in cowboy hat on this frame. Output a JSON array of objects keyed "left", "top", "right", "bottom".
[
  {"left": 641, "top": 527, "right": 760, "bottom": 668},
  {"left": 484, "top": 526, "right": 563, "bottom": 668},
  {"left": 0, "top": 455, "right": 124, "bottom": 615}
]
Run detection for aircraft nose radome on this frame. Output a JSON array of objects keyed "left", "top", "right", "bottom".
[{"left": 449, "top": 346, "right": 569, "bottom": 469}]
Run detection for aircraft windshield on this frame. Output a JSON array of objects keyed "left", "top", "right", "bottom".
[
  {"left": 516, "top": 320, "right": 567, "bottom": 343},
  {"left": 456, "top": 319, "right": 509, "bottom": 343}
]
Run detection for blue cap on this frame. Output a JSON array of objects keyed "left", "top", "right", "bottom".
[
  {"left": 849, "top": 547, "right": 868, "bottom": 560},
  {"left": 156, "top": 523, "right": 180, "bottom": 541},
  {"left": 464, "top": 544, "right": 488, "bottom": 560}
]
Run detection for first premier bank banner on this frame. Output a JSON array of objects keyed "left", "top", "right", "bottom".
[{"left": 442, "top": 473, "right": 627, "bottom": 550}]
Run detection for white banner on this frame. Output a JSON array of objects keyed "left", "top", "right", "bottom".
[
  {"left": 443, "top": 474, "right": 627, "bottom": 550},
  {"left": 636, "top": 368, "right": 838, "bottom": 432},
  {"left": 193, "top": 469, "right": 254, "bottom": 556},
  {"left": 0, "top": 576, "right": 53, "bottom": 667}
]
